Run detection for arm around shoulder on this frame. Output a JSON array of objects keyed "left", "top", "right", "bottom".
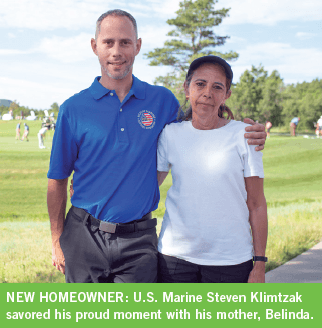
[{"left": 243, "top": 118, "right": 267, "bottom": 151}]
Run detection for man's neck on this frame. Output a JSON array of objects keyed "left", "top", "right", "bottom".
[{"left": 99, "top": 73, "right": 133, "bottom": 103}]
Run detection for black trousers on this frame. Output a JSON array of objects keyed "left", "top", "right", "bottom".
[
  {"left": 158, "top": 253, "right": 253, "bottom": 283},
  {"left": 59, "top": 207, "right": 158, "bottom": 283}
]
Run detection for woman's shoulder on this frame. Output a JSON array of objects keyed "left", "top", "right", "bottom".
[
  {"left": 163, "top": 120, "right": 190, "bottom": 133},
  {"left": 227, "top": 120, "right": 250, "bottom": 132}
]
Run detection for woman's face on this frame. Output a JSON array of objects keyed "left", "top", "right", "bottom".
[{"left": 185, "top": 63, "right": 231, "bottom": 118}]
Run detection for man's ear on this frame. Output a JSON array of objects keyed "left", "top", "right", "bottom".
[
  {"left": 135, "top": 38, "right": 142, "bottom": 56},
  {"left": 91, "top": 38, "right": 98, "bottom": 56}
]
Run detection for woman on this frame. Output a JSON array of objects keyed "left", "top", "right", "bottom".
[{"left": 157, "top": 55, "right": 267, "bottom": 283}]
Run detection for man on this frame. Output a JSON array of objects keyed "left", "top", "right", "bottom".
[
  {"left": 290, "top": 117, "right": 300, "bottom": 136},
  {"left": 265, "top": 121, "right": 272, "bottom": 138},
  {"left": 317, "top": 115, "right": 322, "bottom": 138},
  {"left": 15, "top": 122, "right": 21, "bottom": 140},
  {"left": 38, "top": 125, "right": 48, "bottom": 149},
  {"left": 21, "top": 123, "right": 29, "bottom": 141},
  {"left": 47, "top": 9, "right": 266, "bottom": 283}
]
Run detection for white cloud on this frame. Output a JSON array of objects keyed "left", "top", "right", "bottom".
[
  {"left": 126, "top": 0, "right": 180, "bottom": 17},
  {"left": 0, "top": 0, "right": 105, "bottom": 30},
  {"left": 139, "top": 25, "right": 172, "bottom": 49},
  {"left": 223, "top": 0, "right": 322, "bottom": 25},
  {"left": 0, "top": 49, "right": 34, "bottom": 55},
  {"left": 296, "top": 32, "right": 316, "bottom": 39},
  {"left": 37, "top": 33, "right": 94, "bottom": 63},
  {"left": 0, "top": 0, "right": 180, "bottom": 31},
  {"left": 0, "top": 33, "right": 95, "bottom": 63},
  {"left": 0, "top": 76, "right": 77, "bottom": 108},
  {"left": 225, "top": 35, "right": 247, "bottom": 44},
  {"left": 232, "top": 42, "right": 322, "bottom": 84}
]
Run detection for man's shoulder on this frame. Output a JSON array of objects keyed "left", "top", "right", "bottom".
[
  {"left": 60, "top": 86, "right": 92, "bottom": 111},
  {"left": 140, "top": 80, "right": 177, "bottom": 100}
]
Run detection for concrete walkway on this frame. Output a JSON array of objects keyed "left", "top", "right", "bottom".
[{"left": 265, "top": 241, "right": 322, "bottom": 283}]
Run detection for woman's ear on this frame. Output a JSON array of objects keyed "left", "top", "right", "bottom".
[{"left": 184, "top": 80, "right": 189, "bottom": 98}]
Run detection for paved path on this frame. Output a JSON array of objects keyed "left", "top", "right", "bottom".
[{"left": 265, "top": 241, "right": 322, "bottom": 283}]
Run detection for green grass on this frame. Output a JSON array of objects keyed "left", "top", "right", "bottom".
[
  {"left": 0, "top": 221, "right": 65, "bottom": 283},
  {"left": 0, "top": 120, "right": 322, "bottom": 282}
]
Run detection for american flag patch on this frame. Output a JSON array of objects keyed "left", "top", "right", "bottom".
[
  {"left": 141, "top": 113, "right": 153, "bottom": 126},
  {"left": 138, "top": 110, "right": 156, "bottom": 129}
]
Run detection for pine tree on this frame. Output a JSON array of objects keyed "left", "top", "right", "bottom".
[{"left": 144, "top": 0, "right": 238, "bottom": 102}]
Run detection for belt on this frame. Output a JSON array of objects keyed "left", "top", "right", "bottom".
[{"left": 71, "top": 206, "right": 156, "bottom": 234}]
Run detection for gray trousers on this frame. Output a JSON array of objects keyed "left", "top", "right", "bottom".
[{"left": 59, "top": 207, "right": 158, "bottom": 283}]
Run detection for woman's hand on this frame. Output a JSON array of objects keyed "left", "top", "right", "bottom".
[{"left": 248, "top": 262, "right": 265, "bottom": 283}]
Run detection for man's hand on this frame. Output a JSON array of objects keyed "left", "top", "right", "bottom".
[
  {"left": 248, "top": 262, "right": 265, "bottom": 283},
  {"left": 47, "top": 178, "right": 68, "bottom": 275},
  {"left": 243, "top": 118, "right": 267, "bottom": 151},
  {"left": 52, "top": 238, "right": 65, "bottom": 274}
]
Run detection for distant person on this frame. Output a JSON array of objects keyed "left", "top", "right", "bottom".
[
  {"left": 317, "top": 116, "right": 322, "bottom": 138},
  {"left": 38, "top": 126, "right": 48, "bottom": 149},
  {"left": 15, "top": 122, "right": 21, "bottom": 140},
  {"left": 265, "top": 121, "right": 272, "bottom": 138},
  {"left": 290, "top": 117, "right": 300, "bottom": 136},
  {"left": 21, "top": 123, "right": 29, "bottom": 142}
]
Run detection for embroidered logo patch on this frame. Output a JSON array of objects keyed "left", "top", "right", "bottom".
[{"left": 138, "top": 110, "right": 156, "bottom": 129}]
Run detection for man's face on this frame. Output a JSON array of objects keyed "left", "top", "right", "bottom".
[{"left": 91, "top": 15, "right": 141, "bottom": 80}]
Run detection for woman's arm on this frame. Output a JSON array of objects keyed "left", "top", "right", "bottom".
[
  {"left": 245, "top": 176, "right": 268, "bottom": 283},
  {"left": 157, "top": 171, "right": 169, "bottom": 186}
]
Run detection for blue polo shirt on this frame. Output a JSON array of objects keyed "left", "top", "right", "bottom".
[
  {"left": 47, "top": 76, "right": 179, "bottom": 223},
  {"left": 291, "top": 117, "right": 300, "bottom": 125}
]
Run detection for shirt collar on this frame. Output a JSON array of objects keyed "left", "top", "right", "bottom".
[{"left": 90, "top": 75, "right": 145, "bottom": 100}]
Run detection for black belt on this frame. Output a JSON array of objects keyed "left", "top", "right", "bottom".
[{"left": 71, "top": 206, "right": 156, "bottom": 234}]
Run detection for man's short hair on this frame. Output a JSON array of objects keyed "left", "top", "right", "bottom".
[{"left": 95, "top": 9, "right": 138, "bottom": 39}]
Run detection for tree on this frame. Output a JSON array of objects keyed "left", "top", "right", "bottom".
[
  {"left": 282, "top": 79, "right": 322, "bottom": 130},
  {"left": 8, "top": 101, "right": 21, "bottom": 118},
  {"left": 144, "top": 0, "right": 238, "bottom": 103},
  {"left": 257, "top": 70, "right": 284, "bottom": 126},
  {"left": 50, "top": 102, "right": 60, "bottom": 112},
  {"left": 227, "top": 65, "right": 267, "bottom": 121}
]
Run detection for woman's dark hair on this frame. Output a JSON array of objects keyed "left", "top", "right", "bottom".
[{"left": 177, "top": 62, "right": 234, "bottom": 121}]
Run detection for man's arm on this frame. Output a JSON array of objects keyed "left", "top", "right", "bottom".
[
  {"left": 243, "top": 118, "right": 267, "bottom": 151},
  {"left": 157, "top": 171, "right": 169, "bottom": 186},
  {"left": 47, "top": 178, "right": 68, "bottom": 274},
  {"left": 245, "top": 177, "right": 268, "bottom": 283}
]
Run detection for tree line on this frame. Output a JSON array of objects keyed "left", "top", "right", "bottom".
[
  {"left": 227, "top": 67, "right": 322, "bottom": 130},
  {"left": 2, "top": 0, "right": 321, "bottom": 131},
  {"left": 145, "top": 0, "right": 321, "bottom": 131},
  {"left": 0, "top": 102, "right": 60, "bottom": 119}
]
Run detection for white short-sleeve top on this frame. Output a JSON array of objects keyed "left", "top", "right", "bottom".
[{"left": 157, "top": 120, "right": 264, "bottom": 265}]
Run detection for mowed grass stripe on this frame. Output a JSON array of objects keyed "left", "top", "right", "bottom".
[{"left": 0, "top": 120, "right": 322, "bottom": 282}]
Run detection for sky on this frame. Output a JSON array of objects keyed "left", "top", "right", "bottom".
[{"left": 0, "top": 0, "right": 321, "bottom": 110}]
